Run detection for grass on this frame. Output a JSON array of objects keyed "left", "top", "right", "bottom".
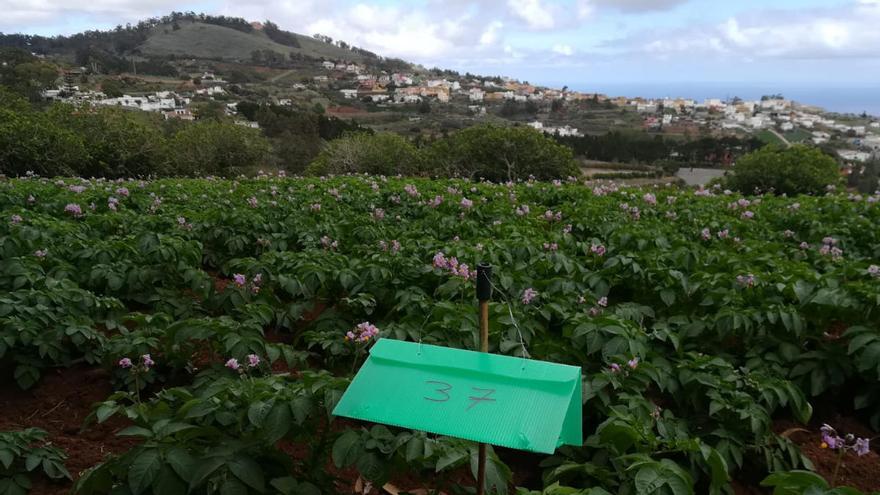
[
  {"left": 756, "top": 129, "right": 786, "bottom": 146},
  {"left": 140, "top": 22, "right": 369, "bottom": 62}
]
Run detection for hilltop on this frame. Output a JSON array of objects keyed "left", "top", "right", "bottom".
[{"left": 139, "top": 21, "right": 371, "bottom": 62}]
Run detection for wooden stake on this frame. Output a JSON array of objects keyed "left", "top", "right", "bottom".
[{"left": 476, "top": 264, "right": 492, "bottom": 495}]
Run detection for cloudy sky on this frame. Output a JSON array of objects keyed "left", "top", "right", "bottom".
[{"left": 4, "top": 0, "right": 880, "bottom": 90}]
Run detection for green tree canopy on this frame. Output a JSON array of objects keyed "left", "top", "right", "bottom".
[
  {"left": 427, "top": 124, "right": 579, "bottom": 181},
  {"left": 0, "top": 108, "right": 88, "bottom": 177},
  {"left": 163, "top": 121, "right": 271, "bottom": 176},
  {"left": 50, "top": 104, "right": 166, "bottom": 178},
  {"left": 306, "top": 132, "right": 423, "bottom": 176},
  {"left": 725, "top": 145, "right": 840, "bottom": 195}
]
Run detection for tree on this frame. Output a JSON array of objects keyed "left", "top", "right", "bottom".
[
  {"left": 0, "top": 108, "right": 88, "bottom": 176},
  {"left": 163, "top": 121, "right": 271, "bottom": 176},
  {"left": 51, "top": 104, "right": 165, "bottom": 177},
  {"left": 427, "top": 125, "right": 579, "bottom": 181},
  {"left": 725, "top": 145, "right": 840, "bottom": 195},
  {"left": 418, "top": 99, "right": 431, "bottom": 114},
  {"left": 306, "top": 132, "right": 423, "bottom": 176},
  {"left": 101, "top": 78, "right": 124, "bottom": 98}
]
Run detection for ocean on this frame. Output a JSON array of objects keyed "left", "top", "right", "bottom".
[{"left": 565, "top": 82, "right": 880, "bottom": 118}]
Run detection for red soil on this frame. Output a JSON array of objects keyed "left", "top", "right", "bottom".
[
  {"left": 0, "top": 366, "right": 138, "bottom": 495},
  {"left": 776, "top": 417, "right": 880, "bottom": 492}
]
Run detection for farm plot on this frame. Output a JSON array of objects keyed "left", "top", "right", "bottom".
[{"left": 1, "top": 175, "right": 879, "bottom": 495}]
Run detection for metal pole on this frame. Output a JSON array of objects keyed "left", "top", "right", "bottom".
[{"left": 476, "top": 263, "right": 492, "bottom": 495}]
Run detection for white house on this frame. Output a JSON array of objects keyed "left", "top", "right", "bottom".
[
  {"left": 780, "top": 122, "right": 794, "bottom": 131},
  {"left": 838, "top": 150, "right": 871, "bottom": 162},
  {"left": 468, "top": 88, "right": 484, "bottom": 102},
  {"left": 340, "top": 89, "right": 358, "bottom": 99},
  {"left": 321, "top": 61, "right": 335, "bottom": 70}
]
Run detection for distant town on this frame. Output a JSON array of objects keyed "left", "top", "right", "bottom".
[{"left": 37, "top": 55, "right": 879, "bottom": 166}]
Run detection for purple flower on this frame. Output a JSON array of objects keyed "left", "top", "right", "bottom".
[
  {"left": 247, "top": 197, "right": 258, "bottom": 208},
  {"left": 310, "top": 203, "right": 321, "bottom": 212},
  {"left": 115, "top": 187, "right": 130, "bottom": 197},
  {"left": 460, "top": 198, "right": 474, "bottom": 209},
  {"left": 701, "top": 228, "right": 711, "bottom": 241},
  {"left": 118, "top": 358, "right": 133, "bottom": 368},
  {"left": 348, "top": 322, "right": 379, "bottom": 343},
  {"left": 233, "top": 273, "right": 247, "bottom": 287},
  {"left": 225, "top": 358, "right": 240, "bottom": 370},
  {"left": 521, "top": 288, "right": 538, "bottom": 305},
  {"left": 736, "top": 274, "right": 756, "bottom": 288},
  {"left": 404, "top": 184, "right": 419, "bottom": 197},
  {"left": 869, "top": 265, "right": 880, "bottom": 278},
  {"left": 590, "top": 244, "right": 606, "bottom": 257},
  {"left": 643, "top": 193, "right": 657, "bottom": 205},
  {"left": 372, "top": 208, "right": 385, "bottom": 220},
  {"left": 627, "top": 358, "right": 639, "bottom": 369},
  {"left": 428, "top": 195, "right": 443, "bottom": 208},
  {"left": 783, "top": 230, "right": 795, "bottom": 238},
  {"left": 142, "top": 354, "right": 155, "bottom": 369},
  {"left": 33, "top": 249, "right": 47, "bottom": 258},
  {"left": 247, "top": 354, "right": 261, "bottom": 368},
  {"left": 432, "top": 252, "right": 449, "bottom": 269},
  {"left": 610, "top": 363, "right": 621, "bottom": 373},
  {"left": 717, "top": 229, "right": 729, "bottom": 239},
  {"left": 10, "top": 214, "right": 22, "bottom": 225},
  {"left": 597, "top": 297, "right": 608, "bottom": 307},
  {"left": 64, "top": 203, "right": 83, "bottom": 217},
  {"left": 563, "top": 224, "right": 572, "bottom": 234},
  {"left": 855, "top": 438, "right": 870, "bottom": 456}
]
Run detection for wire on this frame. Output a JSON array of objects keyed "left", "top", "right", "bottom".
[{"left": 487, "top": 277, "right": 530, "bottom": 361}]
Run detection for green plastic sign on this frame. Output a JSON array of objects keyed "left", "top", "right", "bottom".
[{"left": 332, "top": 338, "right": 582, "bottom": 454}]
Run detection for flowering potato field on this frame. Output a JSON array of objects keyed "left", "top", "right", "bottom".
[{"left": 1, "top": 174, "right": 879, "bottom": 495}]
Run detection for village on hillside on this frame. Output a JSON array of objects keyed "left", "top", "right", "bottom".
[{"left": 38, "top": 53, "right": 880, "bottom": 165}]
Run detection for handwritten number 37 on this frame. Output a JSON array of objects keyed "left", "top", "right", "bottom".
[{"left": 424, "top": 381, "right": 496, "bottom": 410}]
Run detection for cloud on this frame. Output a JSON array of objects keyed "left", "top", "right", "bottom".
[
  {"left": 552, "top": 44, "right": 574, "bottom": 56},
  {"left": 592, "top": 0, "right": 690, "bottom": 12},
  {"left": 612, "top": 1, "right": 880, "bottom": 60},
  {"left": 479, "top": 21, "right": 504, "bottom": 46},
  {"left": 507, "top": 0, "right": 555, "bottom": 29},
  {"left": 0, "top": 0, "right": 186, "bottom": 31}
]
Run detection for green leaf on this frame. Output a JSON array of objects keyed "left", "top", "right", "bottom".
[
  {"left": 263, "top": 402, "right": 292, "bottom": 443},
  {"left": 128, "top": 450, "right": 162, "bottom": 495},
  {"left": 189, "top": 457, "right": 226, "bottom": 490},
  {"left": 248, "top": 400, "right": 272, "bottom": 427},
  {"left": 405, "top": 436, "right": 424, "bottom": 462},
  {"left": 0, "top": 449, "right": 13, "bottom": 469},
  {"left": 332, "top": 430, "right": 361, "bottom": 468},
  {"left": 152, "top": 465, "right": 186, "bottom": 495},
  {"left": 355, "top": 452, "right": 385, "bottom": 482},
  {"left": 24, "top": 454, "right": 41, "bottom": 472},
  {"left": 436, "top": 450, "right": 467, "bottom": 472},
  {"left": 220, "top": 478, "right": 249, "bottom": 495},
  {"left": 165, "top": 448, "right": 195, "bottom": 483},
  {"left": 117, "top": 426, "right": 153, "bottom": 438},
  {"left": 229, "top": 457, "right": 266, "bottom": 493},
  {"left": 634, "top": 466, "right": 664, "bottom": 494}
]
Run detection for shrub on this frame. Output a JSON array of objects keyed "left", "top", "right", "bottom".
[
  {"left": 306, "top": 132, "right": 423, "bottom": 176},
  {"left": 162, "top": 121, "right": 271, "bottom": 176},
  {"left": 725, "top": 145, "right": 840, "bottom": 195},
  {"left": 427, "top": 124, "right": 579, "bottom": 181}
]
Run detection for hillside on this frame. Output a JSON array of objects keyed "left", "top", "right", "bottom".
[{"left": 139, "top": 21, "right": 368, "bottom": 62}]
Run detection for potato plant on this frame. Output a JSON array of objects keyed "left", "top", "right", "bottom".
[{"left": 1, "top": 174, "right": 878, "bottom": 494}]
